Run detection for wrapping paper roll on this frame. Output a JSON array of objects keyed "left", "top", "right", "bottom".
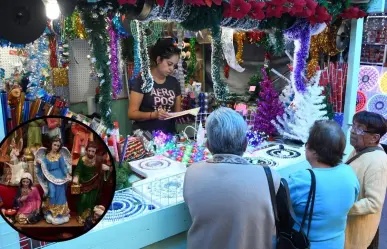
[{"left": 87, "top": 96, "right": 96, "bottom": 115}]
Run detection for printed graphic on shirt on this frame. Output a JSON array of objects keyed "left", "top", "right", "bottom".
[{"left": 151, "top": 88, "right": 176, "bottom": 111}]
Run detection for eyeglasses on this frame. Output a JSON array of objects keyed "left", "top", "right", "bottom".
[{"left": 347, "top": 124, "right": 375, "bottom": 136}]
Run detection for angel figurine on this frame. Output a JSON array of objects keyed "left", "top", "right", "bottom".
[
  {"left": 5, "top": 138, "right": 27, "bottom": 185},
  {"left": 34, "top": 137, "right": 72, "bottom": 225}
]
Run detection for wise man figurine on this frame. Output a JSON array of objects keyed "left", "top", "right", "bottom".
[{"left": 72, "top": 142, "right": 111, "bottom": 224}]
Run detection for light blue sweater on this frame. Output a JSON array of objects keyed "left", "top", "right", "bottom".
[{"left": 287, "top": 164, "right": 360, "bottom": 249}]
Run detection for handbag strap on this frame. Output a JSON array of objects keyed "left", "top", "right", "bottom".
[
  {"left": 300, "top": 169, "right": 316, "bottom": 236},
  {"left": 264, "top": 166, "right": 279, "bottom": 235},
  {"left": 345, "top": 146, "right": 384, "bottom": 164}
]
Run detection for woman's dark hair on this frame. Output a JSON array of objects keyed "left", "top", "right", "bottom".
[
  {"left": 48, "top": 136, "right": 62, "bottom": 153},
  {"left": 19, "top": 177, "right": 33, "bottom": 189},
  {"left": 86, "top": 141, "right": 98, "bottom": 151},
  {"left": 353, "top": 111, "right": 387, "bottom": 141},
  {"left": 307, "top": 120, "right": 346, "bottom": 167},
  {"left": 149, "top": 38, "right": 181, "bottom": 65}
]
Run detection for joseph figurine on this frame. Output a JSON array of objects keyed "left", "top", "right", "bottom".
[{"left": 72, "top": 142, "right": 111, "bottom": 224}]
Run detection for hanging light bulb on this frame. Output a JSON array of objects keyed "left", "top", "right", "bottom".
[{"left": 46, "top": 0, "right": 61, "bottom": 20}]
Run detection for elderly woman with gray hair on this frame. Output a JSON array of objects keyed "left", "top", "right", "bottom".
[{"left": 183, "top": 107, "right": 281, "bottom": 249}]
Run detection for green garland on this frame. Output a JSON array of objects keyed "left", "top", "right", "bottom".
[
  {"left": 180, "top": 5, "right": 223, "bottom": 31},
  {"left": 211, "top": 26, "right": 229, "bottom": 101},
  {"left": 185, "top": 37, "right": 196, "bottom": 84},
  {"left": 81, "top": 9, "right": 113, "bottom": 129}
]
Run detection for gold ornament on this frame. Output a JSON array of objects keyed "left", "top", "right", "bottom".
[
  {"left": 379, "top": 72, "right": 387, "bottom": 93},
  {"left": 52, "top": 68, "right": 69, "bottom": 87},
  {"left": 234, "top": 32, "right": 246, "bottom": 65}
]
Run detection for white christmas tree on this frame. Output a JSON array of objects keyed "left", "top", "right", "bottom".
[
  {"left": 272, "top": 71, "right": 328, "bottom": 143},
  {"left": 279, "top": 83, "right": 294, "bottom": 107}
]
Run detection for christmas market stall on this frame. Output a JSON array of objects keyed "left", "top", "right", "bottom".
[{"left": 0, "top": 0, "right": 381, "bottom": 248}]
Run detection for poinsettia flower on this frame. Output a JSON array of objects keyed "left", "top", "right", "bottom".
[
  {"left": 308, "top": 6, "right": 331, "bottom": 24},
  {"left": 340, "top": 7, "right": 367, "bottom": 19},
  {"left": 118, "top": 0, "right": 136, "bottom": 5},
  {"left": 248, "top": 0, "right": 266, "bottom": 20},
  {"left": 266, "top": 0, "right": 286, "bottom": 18},
  {"left": 156, "top": 0, "right": 165, "bottom": 6},
  {"left": 229, "top": 0, "right": 252, "bottom": 19},
  {"left": 298, "top": 0, "right": 317, "bottom": 18},
  {"left": 284, "top": 0, "right": 306, "bottom": 16}
]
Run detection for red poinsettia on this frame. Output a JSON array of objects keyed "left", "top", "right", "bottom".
[
  {"left": 284, "top": 0, "right": 306, "bottom": 16},
  {"left": 156, "top": 0, "right": 165, "bottom": 6},
  {"left": 297, "top": 0, "right": 317, "bottom": 18},
  {"left": 340, "top": 7, "right": 367, "bottom": 19},
  {"left": 308, "top": 6, "right": 331, "bottom": 24},
  {"left": 118, "top": 0, "right": 136, "bottom": 5},
  {"left": 248, "top": 0, "right": 265, "bottom": 20},
  {"left": 228, "top": 0, "right": 252, "bottom": 19},
  {"left": 266, "top": 0, "right": 286, "bottom": 18}
]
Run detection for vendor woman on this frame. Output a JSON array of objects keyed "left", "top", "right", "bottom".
[{"left": 128, "top": 38, "right": 182, "bottom": 134}]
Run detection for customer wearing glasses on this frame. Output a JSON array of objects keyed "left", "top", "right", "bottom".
[
  {"left": 287, "top": 120, "right": 359, "bottom": 249},
  {"left": 345, "top": 111, "right": 387, "bottom": 249}
]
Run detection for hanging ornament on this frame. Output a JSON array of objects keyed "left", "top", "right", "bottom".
[
  {"left": 367, "top": 94, "right": 387, "bottom": 118},
  {"left": 356, "top": 91, "right": 367, "bottom": 112},
  {"left": 379, "top": 72, "right": 387, "bottom": 94},
  {"left": 221, "top": 27, "right": 245, "bottom": 72},
  {"left": 73, "top": 10, "right": 88, "bottom": 40},
  {"left": 358, "top": 66, "right": 379, "bottom": 92}
]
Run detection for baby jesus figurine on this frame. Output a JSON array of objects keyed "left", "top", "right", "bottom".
[{"left": 84, "top": 205, "right": 105, "bottom": 231}]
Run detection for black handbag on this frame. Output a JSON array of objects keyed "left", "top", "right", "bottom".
[{"left": 264, "top": 167, "right": 316, "bottom": 249}]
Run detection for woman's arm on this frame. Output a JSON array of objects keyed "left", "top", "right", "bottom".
[
  {"left": 174, "top": 95, "right": 182, "bottom": 112},
  {"left": 128, "top": 91, "right": 157, "bottom": 121}
]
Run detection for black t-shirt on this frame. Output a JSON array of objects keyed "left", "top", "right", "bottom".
[{"left": 130, "top": 76, "right": 181, "bottom": 134}]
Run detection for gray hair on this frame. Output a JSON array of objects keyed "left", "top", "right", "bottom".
[{"left": 206, "top": 107, "right": 248, "bottom": 156}]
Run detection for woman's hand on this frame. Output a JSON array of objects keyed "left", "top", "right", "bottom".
[
  {"left": 20, "top": 196, "right": 27, "bottom": 202},
  {"left": 154, "top": 110, "right": 171, "bottom": 120}
]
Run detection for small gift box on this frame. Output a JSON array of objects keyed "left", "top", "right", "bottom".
[
  {"left": 52, "top": 68, "right": 69, "bottom": 87},
  {"left": 71, "top": 184, "right": 81, "bottom": 195}
]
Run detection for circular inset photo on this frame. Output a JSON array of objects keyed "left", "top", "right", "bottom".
[{"left": 0, "top": 116, "right": 116, "bottom": 242}]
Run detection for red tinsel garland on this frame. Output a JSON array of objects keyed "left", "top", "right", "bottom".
[{"left": 49, "top": 36, "right": 58, "bottom": 68}]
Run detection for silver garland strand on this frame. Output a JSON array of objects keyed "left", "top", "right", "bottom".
[{"left": 136, "top": 20, "right": 154, "bottom": 93}]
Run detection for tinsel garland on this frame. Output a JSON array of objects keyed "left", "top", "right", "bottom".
[
  {"left": 221, "top": 27, "right": 245, "bottom": 72},
  {"left": 136, "top": 21, "right": 154, "bottom": 93},
  {"left": 49, "top": 36, "right": 58, "bottom": 68},
  {"left": 211, "top": 26, "right": 229, "bottom": 101},
  {"left": 246, "top": 130, "right": 268, "bottom": 147},
  {"left": 185, "top": 37, "right": 196, "bottom": 84},
  {"left": 307, "top": 25, "right": 340, "bottom": 78},
  {"left": 129, "top": 22, "right": 141, "bottom": 86},
  {"left": 24, "top": 37, "right": 53, "bottom": 97},
  {"left": 0, "top": 39, "right": 25, "bottom": 48},
  {"left": 64, "top": 16, "right": 76, "bottom": 40},
  {"left": 112, "top": 15, "right": 130, "bottom": 38},
  {"left": 234, "top": 32, "right": 246, "bottom": 64},
  {"left": 81, "top": 8, "right": 113, "bottom": 128},
  {"left": 284, "top": 19, "right": 311, "bottom": 94},
  {"left": 108, "top": 15, "right": 123, "bottom": 98},
  {"left": 148, "top": 0, "right": 192, "bottom": 23},
  {"left": 220, "top": 16, "right": 261, "bottom": 30},
  {"left": 73, "top": 10, "right": 88, "bottom": 39},
  {"left": 180, "top": 5, "right": 223, "bottom": 31},
  {"left": 176, "top": 27, "right": 185, "bottom": 91}
]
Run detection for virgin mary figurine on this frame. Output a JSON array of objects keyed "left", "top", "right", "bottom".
[
  {"left": 13, "top": 172, "right": 42, "bottom": 224},
  {"left": 34, "top": 137, "right": 72, "bottom": 225}
]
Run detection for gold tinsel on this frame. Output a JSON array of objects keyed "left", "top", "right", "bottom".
[
  {"left": 52, "top": 68, "right": 69, "bottom": 87},
  {"left": 74, "top": 11, "right": 88, "bottom": 40},
  {"left": 234, "top": 32, "right": 246, "bottom": 65},
  {"left": 307, "top": 25, "right": 341, "bottom": 78}
]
